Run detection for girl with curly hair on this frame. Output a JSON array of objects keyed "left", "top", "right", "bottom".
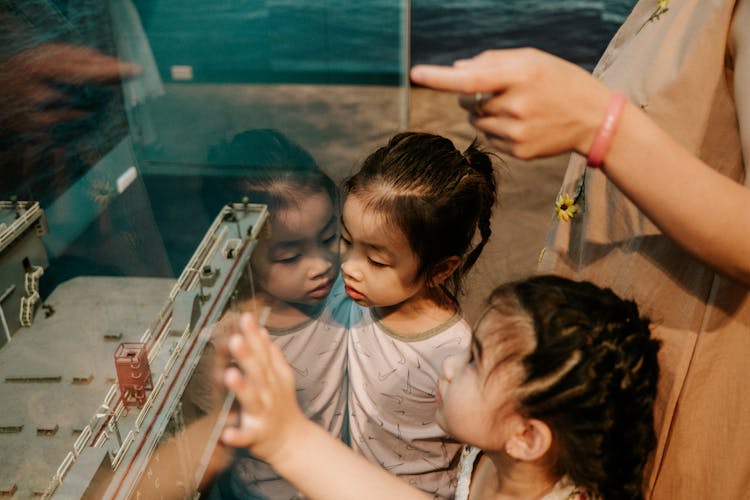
[{"left": 221, "top": 274, "right": 660, "bottom": 500}]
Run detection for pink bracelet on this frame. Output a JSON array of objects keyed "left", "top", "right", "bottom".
[{"left": 587, "top": 91, "right": 627, "bottom": 168}]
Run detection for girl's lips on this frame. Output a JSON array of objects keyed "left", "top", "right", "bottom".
[
  {"left": 308, "top": 280, "right": 333, "bottom": 298},
  {"left": 345, "top": 284, "right": 365, "bottom": 301}
]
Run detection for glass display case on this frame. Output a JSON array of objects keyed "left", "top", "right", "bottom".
[{"left": 0, "top": 1, "right": 408, "bottom": 497}]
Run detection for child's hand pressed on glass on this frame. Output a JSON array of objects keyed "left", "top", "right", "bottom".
[{"left": 221, "top": 313, "right": 307, "bottom": 465}]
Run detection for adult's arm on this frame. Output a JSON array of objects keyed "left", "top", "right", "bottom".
[
  {"left": 410, "top": 34, "right": 750, "bottom": 285},
  {"left": 221, "top": 313, "right": 430, "bottom": 500}
]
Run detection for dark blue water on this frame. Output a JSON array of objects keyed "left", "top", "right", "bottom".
[
  {"left": 135, "top": 0, "right": 405, "bottom": 84},
  {"left": 133, "top": 0, "right": 637, "bottom": 84},
  {"left": 411, "top": 0, "right": 637, "bottom": 69}
]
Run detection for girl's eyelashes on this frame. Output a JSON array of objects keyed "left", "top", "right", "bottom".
[
  {"left": 271, "top": 254, "right": 301, "bottom": 264},
  {"left": 319, "top": 218, "right": 339, "bottom": 244},
  {"left": 367, "top": 257, "right": 388, "bottom": 268},
  {"left": 321, "top": 233, "right": 338, "bottom": 245},
  {"left": 321, "top": 232, "right": 340, "bottom": 251},
  {"left": 338, "top": 229, "right": 387, "bottom": 267}
]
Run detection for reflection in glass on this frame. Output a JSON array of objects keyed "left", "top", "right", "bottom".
[
  {"left": 0, "top": 0, "right": 407, "bottom": 495},
  {"left": 201, "top": 130, "right": 348, "bottom": 499}
]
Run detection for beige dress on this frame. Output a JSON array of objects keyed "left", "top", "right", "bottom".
[{"left": 539, "top": 0, "right": 750, "bottom": 498}]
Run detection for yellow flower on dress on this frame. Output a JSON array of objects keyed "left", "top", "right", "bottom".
[
  {"left": 639, "top": 0, "right": 670, "bottom": 32},
  {"left": 657, "top": 0, "right": 670, "bottom": 11},
  {"left": 555, "top": 193, "right": 579, "bottom": 222},
  {"left": 652, "top": 0, "right": 670, "bottom": 20}
]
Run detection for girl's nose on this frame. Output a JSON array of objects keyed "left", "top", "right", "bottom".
[
  {"left": 308, "top": 253, "right": 334, "bottom": 279},
  {"left": 341, "top": 258, "right": 361, "bottom": 281}
]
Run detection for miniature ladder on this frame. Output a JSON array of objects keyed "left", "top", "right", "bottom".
[{"left": 19, "top": 265, "right": 44, "bottom": 327}]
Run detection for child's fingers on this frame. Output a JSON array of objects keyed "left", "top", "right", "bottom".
[
  {"left": 239, "top": 312, "right": 294, "bottom": 396},
  {"left": 227, "top": 333, "right": 273, "bottom": 400},
  {"left": 228, "top": 314, "right": 271, "bottom": 379},
  {"left": 224, "top": 365, "right": 260, "bottom": 412},
  {"left": 221, "top": 369, "right": 257, "bottom": 447},
  {"left": 234, "top": 326, "right": 291, "bottom": 411},
  {"left": 221, "top": 423, "right": 252, "bottom": 447},
  {"left": 221, "top": 407, "right": 262, "bottom": 447},
  {"left": 224, "top": 313, "right": 283, "bottom": 411},
  {"left": 239, "top": 313, "right": 272, "bottom": 362},
  {"left": 222, "top": 365, "right": 274, "bottom": 447}
]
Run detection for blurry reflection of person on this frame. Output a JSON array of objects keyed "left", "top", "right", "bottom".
[
  {"left": 0, "top": 2, "right": 141, "bottom": 204},
  {"left": 197, "top": 129, "right": 350, "bottom": 499},
  {"left": 0, "top": 1, "right": 173, "bottom": 280}
]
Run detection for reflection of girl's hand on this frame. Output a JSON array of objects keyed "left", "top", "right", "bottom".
[
  {"left": 410, "top": 48, "right": 613, "bottom": 160},
  {"left": 221, "top": 313, "right": 307, "bottom": 466}
]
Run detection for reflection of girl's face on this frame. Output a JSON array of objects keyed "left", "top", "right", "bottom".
[{"left": 251, "top": 191, "right": 339, "bottom": 306}]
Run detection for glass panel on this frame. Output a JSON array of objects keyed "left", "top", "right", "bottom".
[
  {"left": 0, "top": 0, "right": 639, "bottom": 497},
  {"left": 0, "top": 0, "right": 407, "bottom": 497}
]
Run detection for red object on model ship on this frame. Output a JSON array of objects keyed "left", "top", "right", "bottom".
[{"left": 114, "top": 343, "right": 153, "bottom": 408}]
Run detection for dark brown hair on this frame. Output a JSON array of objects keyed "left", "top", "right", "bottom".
[
  {"left": 486, "top": 275, "right": 660, "bottom": 500},
  {"left": 342, "top": 132, "right": 497, "bottom": 298},
  {"left": 206, "top": 128, "right": 337, "bottom": 214}
]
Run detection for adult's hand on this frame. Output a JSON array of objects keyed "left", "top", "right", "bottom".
[
  {"left": 413, "top": 49, "right": 750, "bottom": 286},
  {"left": 410, "top": 48, "right": 613, "bottom": 160}
]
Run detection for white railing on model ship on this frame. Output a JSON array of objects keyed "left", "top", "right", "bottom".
[
  {"left": 111, "top": 431, "right": 136, "bottom": 471},
  {"left": 135, "top": 372, "right": 166, "bottom": 432},
  {"left": 0, "top": 284, "right": 16, "bottom": 342},
  {"left": 74, "top": 426, "right": 93, "bottom": 457},
  {"left": 143, "top": 203, "right": 262, "bottom": 348},
  {"left": 20, "top": 265, "right": 44, "bottom": 327},
  {"left": 134, "top": 207, "right": 232, "bottom": 347},
  {"left": 173, "top": 207, "right": 232, "bottom": 298},
  {"left": 0, "top": 201, "right": 45, "bottom": 254}
]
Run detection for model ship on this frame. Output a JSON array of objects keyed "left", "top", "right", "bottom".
[
  {"left": 0, "top": 201, "right": 268, "bottom": 498},
  {"left": 0, "top": 200, "right": 49, "bottom": 348}
]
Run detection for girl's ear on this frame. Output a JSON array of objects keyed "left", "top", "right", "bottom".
[
  {"left": 504, "top": 419, "right": 552, "bottom": 462},
  {"left": 430, "top": 256, "right": 461, "bottom": 287}
]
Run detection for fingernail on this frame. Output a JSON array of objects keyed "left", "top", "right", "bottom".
[
  {"left": 228, "top": 334, "right": 243, "bottom": 350},
  {"left": 240, "top": 312, "right": 253, "bottom": 326}
]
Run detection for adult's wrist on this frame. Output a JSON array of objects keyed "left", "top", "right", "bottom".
[{"left": 587, "top": 91, "right": 627, "bottom": 168}]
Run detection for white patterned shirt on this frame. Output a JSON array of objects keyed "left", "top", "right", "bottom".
[{"left": 347, "top": 306, "right": 471, "bottom": 499}]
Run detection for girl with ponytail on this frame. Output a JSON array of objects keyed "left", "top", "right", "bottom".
[{"left": 339, "top": 131, "right": 498, "bottom": 497}]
